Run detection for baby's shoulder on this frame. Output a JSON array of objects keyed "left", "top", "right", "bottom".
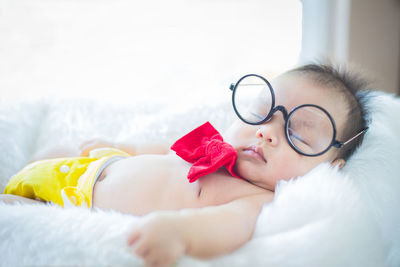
[{"left": 234, "top": 191, "right": 275, "bottom": 208}]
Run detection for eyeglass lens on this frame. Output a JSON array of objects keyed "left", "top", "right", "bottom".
[
  {"left": 233, "top": 75, "right": 273, "bottom": 124},
  {"left": 287, "top": 106, "right": 334, "bottom": 155},
  {"left": 233, "top": 75, "right": 335, "bottom": 155}
]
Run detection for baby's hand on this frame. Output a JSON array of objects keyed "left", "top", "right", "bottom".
[
  {"left": 79, "top": 139, "right": 114, "bottom": 156},
  {"left": 128, "top": 211, "right": 187, "bottom": 267}
]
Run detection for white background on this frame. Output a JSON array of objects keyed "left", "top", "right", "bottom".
[{"left": 0, "top": 0, "right": 302, "bottom": 106}]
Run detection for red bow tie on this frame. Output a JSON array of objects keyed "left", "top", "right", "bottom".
[{"left": 171, "top": 122, "right": 241, "bottom": 183}]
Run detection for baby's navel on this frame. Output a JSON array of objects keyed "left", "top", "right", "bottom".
[{"left": 197, "top": 187, "right": 203, "bottom": 198}]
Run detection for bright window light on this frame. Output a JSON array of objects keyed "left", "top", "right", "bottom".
[{"left": 0, "top": 0, "right": 302, "bottom": 106}]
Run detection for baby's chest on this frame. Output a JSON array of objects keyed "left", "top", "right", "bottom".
[{"left": 95, "top": 155, "right": 202, "bottom": 214}]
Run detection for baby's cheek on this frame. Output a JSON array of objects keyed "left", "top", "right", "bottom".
[
  {"left": 224, "top": 127, "right": 239, "bottom": 146},
  {"left": 285, "top": 162, "right": 314, "bottom": 181},
  {"left": 234, "top": 160, "right": 252, "bottom": 178},
  {"left": 225, "top": 122, "right": 253, "bottom": 145},
  {"left": 274, "top": 158, "right": 306, "bottom": 182}
]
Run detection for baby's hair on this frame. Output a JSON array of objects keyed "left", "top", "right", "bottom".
[{"left": 287, "top": 63, "right": 370, "bottom": 161}]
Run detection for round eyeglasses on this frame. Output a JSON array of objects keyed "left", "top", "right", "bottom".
[{"left": 229, "top": 74, "right": 368, "bottom": 157}]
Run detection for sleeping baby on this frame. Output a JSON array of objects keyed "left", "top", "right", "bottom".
[{"left": 1, "top": 63, "right": 369, "bottom": 267}]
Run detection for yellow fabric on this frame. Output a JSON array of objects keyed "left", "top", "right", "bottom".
[{"left": 3, "top": 147, "right": 131, "bottom": 208}]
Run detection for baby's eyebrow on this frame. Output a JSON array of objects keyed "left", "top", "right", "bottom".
[
  {"left": 292, "top": 119, "right": 311, "bottom": 126},
  {"left": 290, "top": 119, "right": 317, "bottom": 129},
  {"left": 303, "top": 120, "right": 316, "bottom": 128},
  {"left": 304, "top": 107, "right": 328, "bottom": 119}
]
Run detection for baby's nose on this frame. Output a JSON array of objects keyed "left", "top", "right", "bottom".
[{"left": 256, "top": 124, "right": 279, "bottom": 146}]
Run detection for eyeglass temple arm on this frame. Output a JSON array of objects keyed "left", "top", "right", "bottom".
[
  {"left": 334, "top": 127, "right": 369, "bottom": 148},
  {"left": 230, "top": 83, "right": 266, "bottom": 91}
]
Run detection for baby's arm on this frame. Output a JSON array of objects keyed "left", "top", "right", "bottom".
[
  {"left": 180, "top": 193, "right": 273, "bottom": 258},
  {"left": 128, "top": 193, "right": 273, "bottom": 266},
  {"left": 79, "top": 139, "right": 170, "bottom": 156}
]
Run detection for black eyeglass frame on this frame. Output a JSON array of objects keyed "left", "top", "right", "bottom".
[{"left": 229, "top": 74, "right": 368, "bottom": 157}]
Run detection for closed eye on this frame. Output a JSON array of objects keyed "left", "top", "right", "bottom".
[
  {"left": 288, "top": 128, "right": 310, "bottom": 146},
  {"left": 250, "top": 112, "right": 264, "bottom": 120}
]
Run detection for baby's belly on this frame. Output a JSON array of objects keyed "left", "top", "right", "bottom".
[
  {"left": 93, "top": 154, "right": 271, "bottom": 216},
  {"left": 93, "top": 154, "right": 201, "bottom": 215}
]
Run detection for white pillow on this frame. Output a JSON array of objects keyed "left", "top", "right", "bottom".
[{"left": 0, "top": 92, "right": 399, "bottom": 266}]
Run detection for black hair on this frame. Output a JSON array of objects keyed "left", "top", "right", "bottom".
[{"left": 288, "top": 63, "right": 370, "bottom": 161}]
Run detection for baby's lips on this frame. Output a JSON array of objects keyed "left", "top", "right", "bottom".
[
  {"left": 244, "top": 145, "right": 267, "bottom": 163},
  {"left": 256, "top": 146, "right": 267, "bottom": 162}
]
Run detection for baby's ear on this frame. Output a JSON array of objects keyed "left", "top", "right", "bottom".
[{"left": 331, "top": 158, "right": 346, "bottom": 169}]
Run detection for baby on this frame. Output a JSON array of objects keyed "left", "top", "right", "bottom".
[{"left": 1, "top": 63, "right": 369, "bottom": 267}]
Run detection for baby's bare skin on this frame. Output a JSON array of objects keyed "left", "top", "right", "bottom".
[
  {"left": 93, "top": 153, "right": 270, "bottom": 216},
  {"left": 1, "top": 71, "right": 352, "bottom": 266}
]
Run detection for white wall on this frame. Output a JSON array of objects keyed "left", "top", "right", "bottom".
[{"left": 300, "top": 0, "right": 400, "bottom": 94}]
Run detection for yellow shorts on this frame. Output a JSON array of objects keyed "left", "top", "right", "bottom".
[{"left": 3, "top": 148, "right": 131, "bottom": 208}]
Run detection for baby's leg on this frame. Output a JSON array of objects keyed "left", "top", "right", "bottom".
[
  {"left": 29, "top": 145, "right": 80, "bottom": 163},
  {"left": 0, "top": 194, "right": 45, "bottom": 205}
]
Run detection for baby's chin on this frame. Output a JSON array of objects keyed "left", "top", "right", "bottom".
[
  {"left": 235, "top": 166, "right": 276, "bottom": 191},
  {"left": 254, "top": 181, "right": 276, "bottom": 191}
]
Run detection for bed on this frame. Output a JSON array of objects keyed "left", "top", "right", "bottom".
[{"left": 0, "top": 91, "right": 399, "bottom": 266}]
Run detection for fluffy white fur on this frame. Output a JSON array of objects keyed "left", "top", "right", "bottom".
[{"left": 0, "top": 92, "right": 399, "bottom": 267}]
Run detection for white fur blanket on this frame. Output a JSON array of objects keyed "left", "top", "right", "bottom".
[{"left": 1, "top": 92, "right": 399, "bottom": 267}]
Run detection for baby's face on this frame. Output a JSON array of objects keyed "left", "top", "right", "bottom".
[{"left": 224, "top": 73, "right": 348, "bottom": 191}]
